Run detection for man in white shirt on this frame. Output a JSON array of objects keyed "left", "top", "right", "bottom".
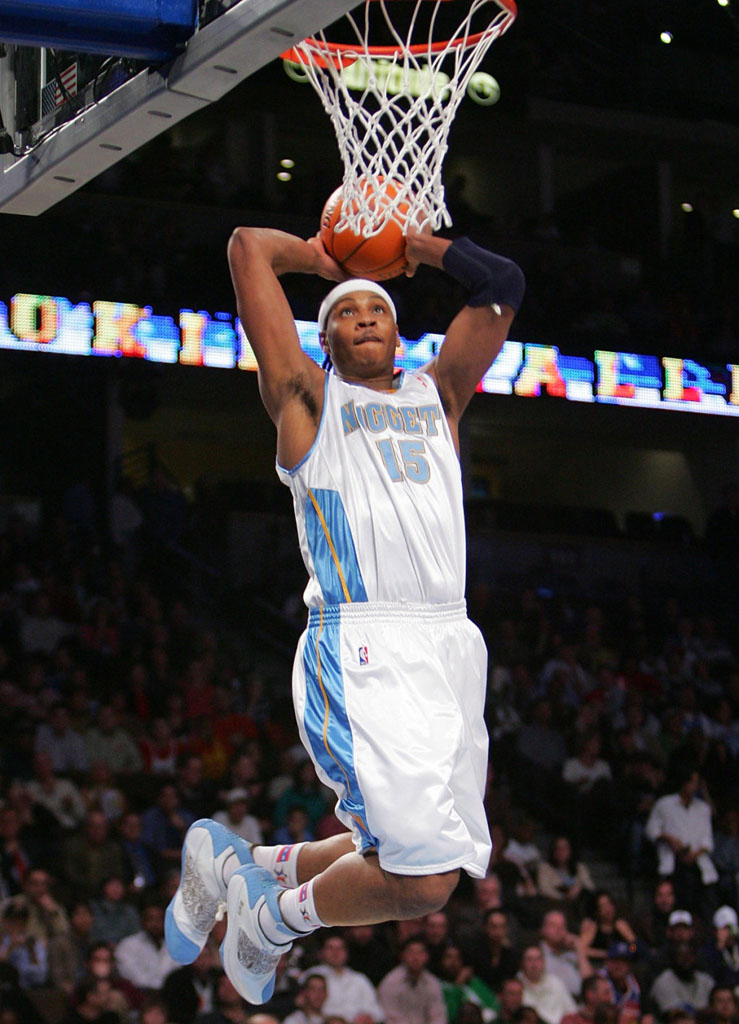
[
  {"left": 115, "top": 903, "right": 178, "bottom": 991},
  {"left": 644, "top": 765, "right": 718, "bottom": 914},
  {"left": 308, "top": 932, "right": 383, "bottom": 1024},
  {"left": 518, "top": 944, "right": 577, "bottom": 1024}
]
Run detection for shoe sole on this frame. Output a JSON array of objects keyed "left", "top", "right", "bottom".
[{"left": 165, "top": 818, "right": 253, "bottom": 964}]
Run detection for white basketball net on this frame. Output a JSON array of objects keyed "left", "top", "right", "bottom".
[{"left": 287, "top": 0, "right": 516, "bottom": 236}]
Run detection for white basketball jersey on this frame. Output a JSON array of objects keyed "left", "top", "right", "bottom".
[{"left": 276, "top": 371, "right": 466, "bottom": 608}]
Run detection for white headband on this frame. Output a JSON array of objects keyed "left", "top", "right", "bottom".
[{"left": 317, "top": 279, "right": 397, "bottom": 334}]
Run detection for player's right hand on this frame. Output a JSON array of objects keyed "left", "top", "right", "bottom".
[{"left": 306, "top": 234, "right": 349, "bottom": 282}]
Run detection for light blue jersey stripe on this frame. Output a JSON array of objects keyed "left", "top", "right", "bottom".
[
  {"left": 305, "top": 488, "right": 368, "bottom": 604},
  {"left": 302, "top": 611, "right": 375, "bottom": 851}
]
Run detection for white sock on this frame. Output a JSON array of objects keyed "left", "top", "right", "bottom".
[
  {"left": 276, "top": 879, "right": 327, "bottom": 935},
  {"left": 252, "top": 842, "right": 305, "bottom": 888}
]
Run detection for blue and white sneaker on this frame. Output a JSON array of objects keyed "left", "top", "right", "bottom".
[
  {"left": 220, "top": 863, "right": 295, "bottom": 1005},
  {"left": 165, "top": 818, "right": 254, "bottom": 964}
]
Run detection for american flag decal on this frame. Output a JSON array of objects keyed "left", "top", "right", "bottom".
[{"left": 41, "top": 63, "right": 78, "bottom": 117}]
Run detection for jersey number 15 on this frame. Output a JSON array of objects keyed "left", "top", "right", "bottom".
[{"left": 376, "top": 438, "right": 430, "bottom": 484}]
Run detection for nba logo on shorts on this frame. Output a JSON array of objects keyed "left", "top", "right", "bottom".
[{"left": 358, "top": 645, "right": 369, "bottom": 666}]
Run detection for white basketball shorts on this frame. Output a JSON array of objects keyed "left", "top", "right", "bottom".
[{"left": 292, "top": 599, "right": 491, "bottom": 878}]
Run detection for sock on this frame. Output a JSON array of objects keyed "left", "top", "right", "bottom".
[
  {"left": 252, "top": 843, "right": 305, "bottom": 888},
  {"left": 275, "top": 878, "right": 327, "bottom": 936}
]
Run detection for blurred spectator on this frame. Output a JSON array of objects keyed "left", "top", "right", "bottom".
[
  {"left": 74, "top": 941, "right": 142, "bottom": 1020},
  {"left": 701, "top": 985, "right": 739, "bottom": 1024},
  {"left": 697, "top": 907, "right": 739, "bottom": 991},
  {"left": 162, "top": 943, "right": 220, "bottom": 1024},
  {"left": 438, "top": 942, "right": 500, "bottom": 1023},
  {"left": 562, "top": 733, "right": 614, "bottom": 837},
  {"left": 516, "top": 700, "right": 568, "bottom": 774},
  {"left": 634, "top": 880, "right": 677, "bottom": 954},
  {"left": 283, "top": 973, "right": 329, "bottom": 1024},
  {"left": 24, "top": 750, "right": 87, "bottom": 831},
  {"left": 81, "top": 761, "right": 127, "bottom": 823},
  {"left": 0, "top": 900, "right": 47, "bottom": 989},
  {"left": 378, "top": 937, "right": 447, "bottom": 1024},
  {"left": 537, "top": 837, "right": 595, "bottom": 915},
  {"left": 273, "top": 762, "right": 331, "bottom": 833},
  {"left": 503, "top": 815, "right": 544, "bottom": 893},
  {"left": 561, "top": 975, "right": 614, "bottom": 1024},
  {"left": 141, "top": 994, "right": 175, "bottom": 1024},
  {"left": 139, "top": 719, "right": 180, "bottom": 775},
  {"left": 47, "top": 899, "right": 96, "bottom": 994},
  {"left": 498, "top": 978, "right": 525, "bottom": 1024},
  {"left": 648, "top": 942, "right": 715, "bottom": 1022},
  {"left": 85, "top": 704, "right": 143, "bottom": 776},
  {"left": 647, "top": 910, "right": 699, "bottom": 985},
  {"left": 177, "top": 755, "right": 217, "bottom": 821},
  {"left": 90, "top": 875, "right": 141, "bottom": 945},
  {"left": 712, "top": 809, "right": 739, "bottom": 909},
  {"left": 62, "top": 810, "right": 127, "bottom": 898},
  {"left": 271, "top": 806, "right": 314, "bottom": 847},
  {"left": 117, "top": 811, "right": 159, "bottom": 893},
  {"left": 15, "top": 867, "right": 71, "bottom": 943},
  {"left": 518, "top": 945, "right": 577, "bottom": 1024},
  {"left": 182, "top": 656, "right": 217, "bottom": 723},
  {"left": 645, "top": 765, "right": 719, "bottom": 917},
  {"left": 579, "top": 893, "right": 638, "bottom": 968},
  {"left": 114, "top": 902, "right": 178, "bottom": 992},
  {"left": 597, "top": 943, "right": 641, "bottom": 1024},
  {"left": 34, "top": 702, "right": 88, "bottom": 776},
  {"left": 80, "top": 600, "right": 121, "bottom": 662},
  {"left": 310, "top": 932, "right": 383, "bottom": 1024},
  {"left": 540, "top": 910, "right": 590, "bottom": 997},
  {"left": 422, "top": 911, "right": 451, "bottom": 978},
  {"left": 212, "top": 789, "right": 263, "bottom": 845},
  {"left": 0, "top": 806, "right": 34, "bottom": 899},
  {"left": 61, "top": 975, "right": 120, "bottom": 1024},
  {"left": 20, "top": 590, "right": 74, "bottom": 656},
  {"left": 193, "top": 971, "right": 251, "bottom": 1023},
  {"left": 140, "top": 783, "right": 195, "bottom": 870},
  {"left": 345, "top": 925, "right": 397, "bottom": 988},
  {"left": 470, "top": 909, "right": 520, "bottom": 992},
  {"left": 0, "top": 961, "right": 46, "bottom": 1024}
]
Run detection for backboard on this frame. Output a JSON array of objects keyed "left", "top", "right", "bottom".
[{"left": 0, "top": 0, "right": 359, "bottom": 215}]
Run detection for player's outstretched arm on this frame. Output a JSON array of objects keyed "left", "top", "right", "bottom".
[
  {"left": 405, "top": 231, "right": 525, "bottom": 425},
  {"left": 227, "top": 227, "right": 344, "bottom": 424}
]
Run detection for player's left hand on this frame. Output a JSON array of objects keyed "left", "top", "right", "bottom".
[
  {"left": 307, "top": 234, "right": 350, "bottom": 282},
  {"left": 404, "top": 228, "right": 451, "bottom": 277}
]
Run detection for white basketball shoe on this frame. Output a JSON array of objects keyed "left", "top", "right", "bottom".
[
  {"left": 220, "top": 863, "right": 296, "bottom": 1004},
  {"left": 165, "top": 818, "right": 254, "bottom": 964}
]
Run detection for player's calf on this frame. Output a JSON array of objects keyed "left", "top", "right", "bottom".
[{"left": 388, "top": 869, "right": 461, "bottom": 919}]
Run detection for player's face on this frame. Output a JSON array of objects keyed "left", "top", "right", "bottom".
[{"left": 322, "top": 291, "right": 398, "bottom": 378}]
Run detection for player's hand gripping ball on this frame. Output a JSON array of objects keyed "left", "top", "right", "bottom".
[{"left": 320, "top": 178, "right": 409, "bottom": 281}]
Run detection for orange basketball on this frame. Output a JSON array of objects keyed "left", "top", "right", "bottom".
[{"left": 320, "top": 178, "right": 408, "bottom": 281}]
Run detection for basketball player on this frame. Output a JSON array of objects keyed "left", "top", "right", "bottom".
[{"left": 165, "top": 225, "right": 525, "bottom": 1005}]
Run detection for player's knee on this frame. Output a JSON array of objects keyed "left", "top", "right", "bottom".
[{"left": 393, "top": 871, "right": 459, "bottom": 918}]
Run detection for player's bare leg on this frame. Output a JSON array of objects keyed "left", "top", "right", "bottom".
[
  {"left": 290, "top": 833, "right": 356, "bottom": 883},
  {"left": 310, "top": 850, "right": 459, "bottom": 924}
]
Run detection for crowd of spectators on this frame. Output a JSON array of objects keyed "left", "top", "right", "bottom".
[{"left": 0, "top": 468, "right": 737, "bottom": 1024}]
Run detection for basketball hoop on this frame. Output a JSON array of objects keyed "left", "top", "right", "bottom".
[{"left": 282, "top": 0, "right": 517, "bottom": 236}]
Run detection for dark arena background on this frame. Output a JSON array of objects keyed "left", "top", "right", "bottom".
[{"left": 0, "top": 2, "right": 738, "bottom": 1023}]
